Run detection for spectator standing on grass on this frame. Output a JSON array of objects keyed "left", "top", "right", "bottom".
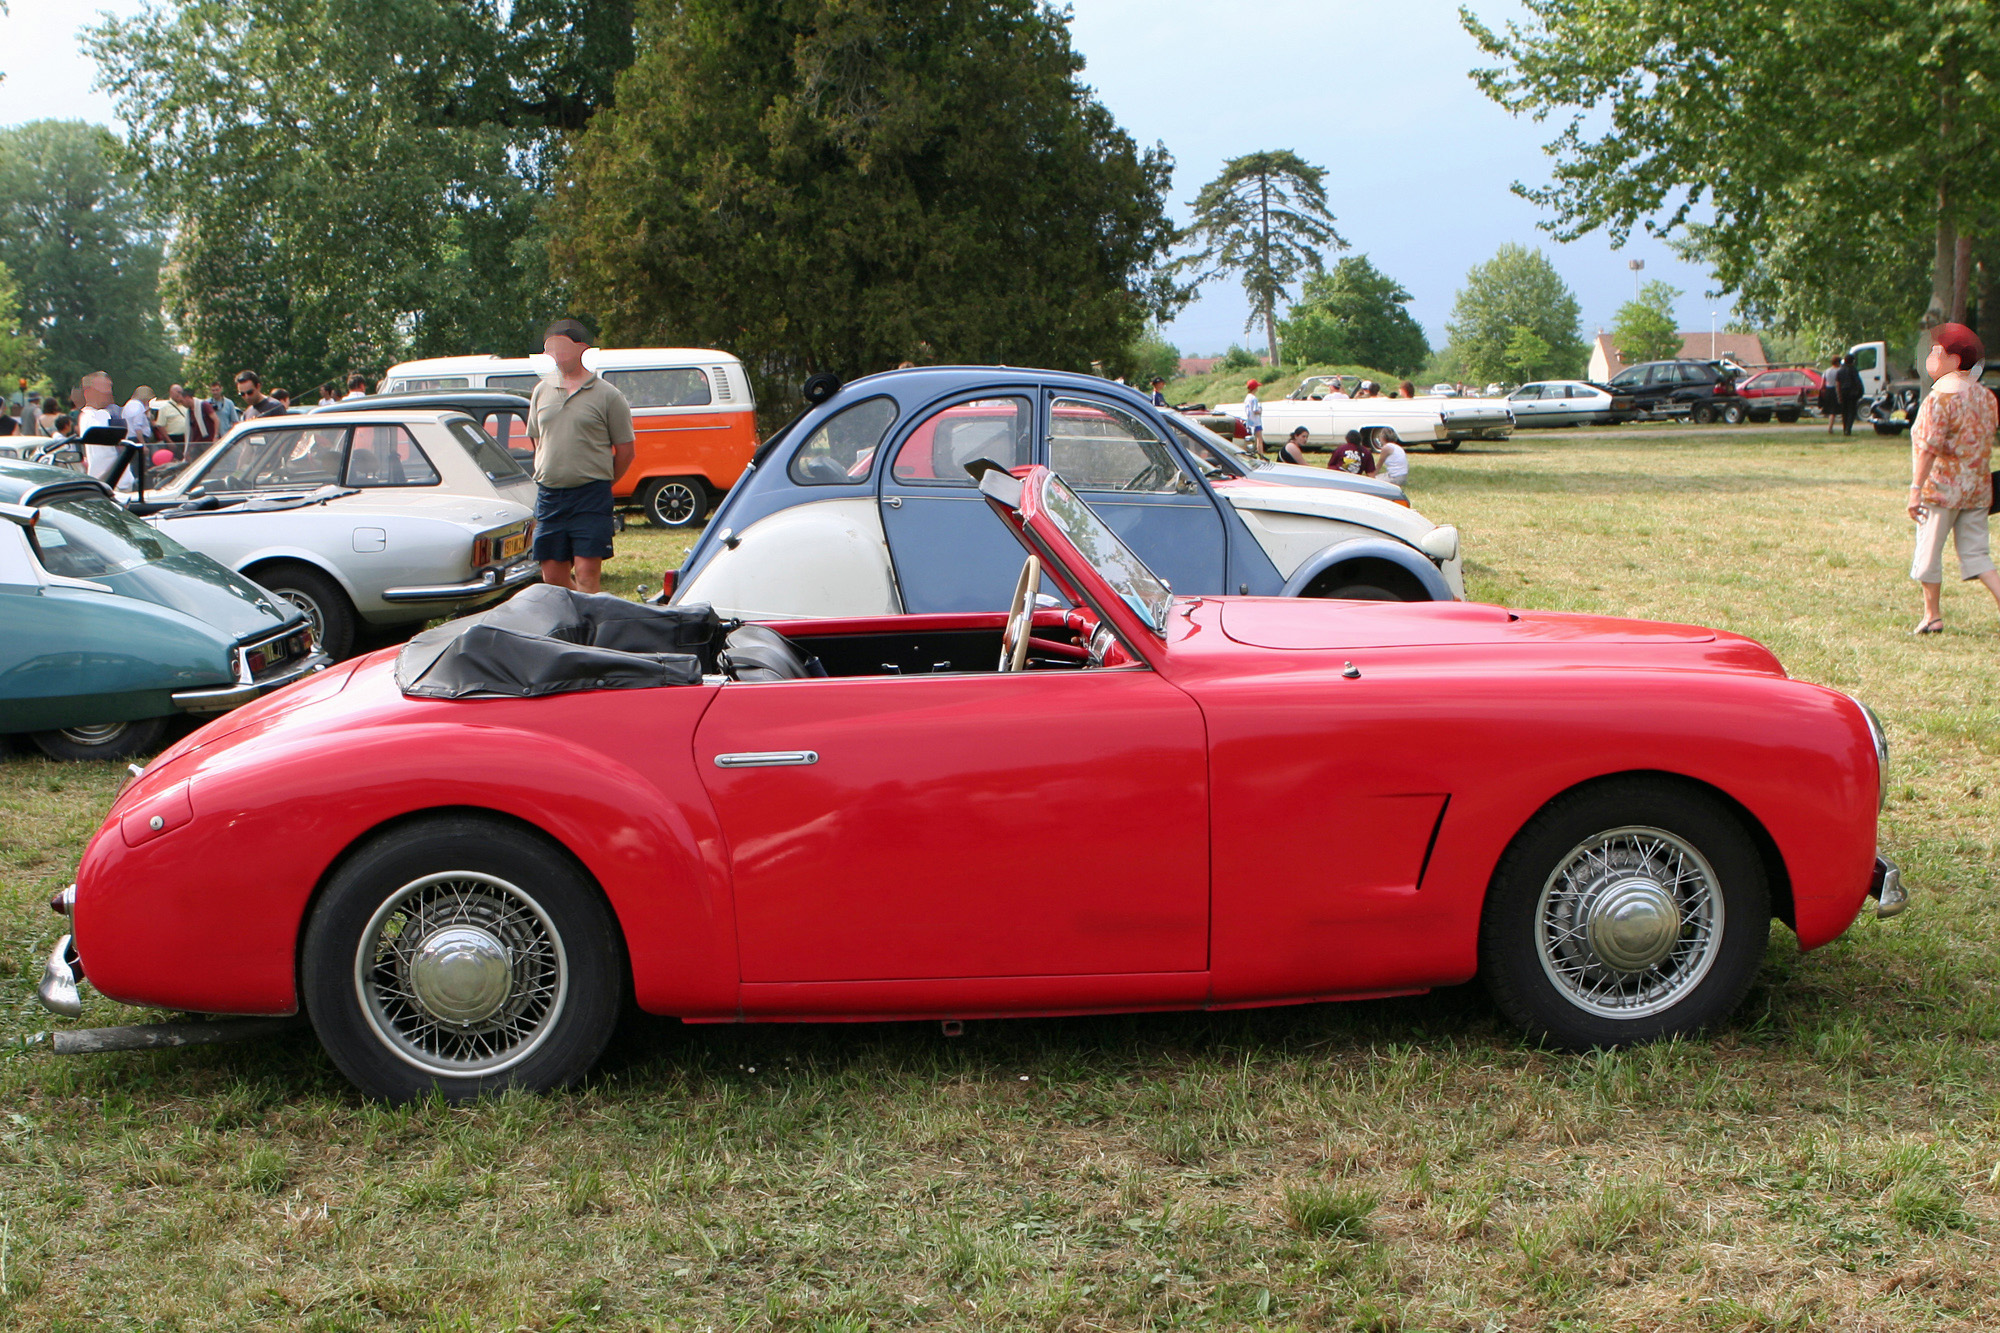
[
  {"left": 39, "top": 397, "right": 61, "bottom": 437},
  {"left": 527, "top": 318, "right": 635, "bottom": 595},
  {"left": 121, "top": 385, "right": 159, "bottom": 445},
  {"left": 1835, "top": 354, "right": 1864, "bottom": 437},
  {"left": 315, "top": 382, "right": 337, "bottom": 406},
  {"left": 1819, "top": 355, "right": 1843, "bottom": 434},
  {"left": 1907, "top": 323, "right": 2000, "bottom": 634},
  {"left": 172, "top": 384, "right": 216, "bottom": 455},
  {"left": 1328, "top": 428, "right": 1376, "bottom": 475},
  {"left": 271, "top": 388, "right": 293, "bottom": 412},
  {"left": 236, "top": 371, "right": 286, "bottom": 419},
  {"left": 76, "top": 372, "right": 124, "bottom": 479},
  {"left": 1242, "top": 380, "right": 1265, "bottom": 456}
]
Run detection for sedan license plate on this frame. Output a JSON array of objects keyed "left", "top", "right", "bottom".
[{"left": 499, "top": 531, "right": 529, "bottom": 560}]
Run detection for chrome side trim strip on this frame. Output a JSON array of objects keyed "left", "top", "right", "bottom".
[{"left": 714, "top": 750, "right": 819, "bottom": 768}]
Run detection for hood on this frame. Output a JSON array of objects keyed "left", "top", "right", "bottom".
[
  {"left": 1251, "top": 461, "right": 1405, "bottom": 501},
  {"left": 1218, "top": 598, "right": 1729, "bottom": 652},
  {"left": 1213, "top": 476, "right": 1435, "bottom": 543},
  {"left": 101, "top": 549, "right": 307, "bottom": 642}
]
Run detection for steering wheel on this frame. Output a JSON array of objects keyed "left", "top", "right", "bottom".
[{"left": 998, "top": 554, "right": 1041, "bottom": 672}]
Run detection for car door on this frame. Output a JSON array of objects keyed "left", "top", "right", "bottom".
[
  {"left": 1506, "top": 384, "right": 1544, "bottom": 424},
  {"left": 878, "top": 394, "right": 1037, "bottom": 612},
  {"left": 1044, "top": 394, "right": 1227, "bottom": 596},
  {"left": 694, "top": 668, "right": 1211, "bottom": 982}
]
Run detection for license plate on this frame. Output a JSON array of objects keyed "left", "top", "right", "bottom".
[{"left": 499, "top": 531, "right": 529, "bottom": 560}]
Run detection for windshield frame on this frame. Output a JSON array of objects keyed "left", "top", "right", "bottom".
[{"left": 1034, "top": 471, "right": 1174, "bottom": 637}]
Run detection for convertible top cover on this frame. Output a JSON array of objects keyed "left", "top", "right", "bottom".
[{"left": 396, "top": 584, "right": 719, "bottom": 698}]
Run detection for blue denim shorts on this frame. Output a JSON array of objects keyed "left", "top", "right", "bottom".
[{"left": 532, "top": 481, "right": 615, "bottom": 562}]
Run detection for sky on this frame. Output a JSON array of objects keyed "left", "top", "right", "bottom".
[{"left": 0, "top": 0, "right": 1732, "bottom": 357}]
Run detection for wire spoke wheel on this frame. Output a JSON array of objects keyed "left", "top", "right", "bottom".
[
  {"left": 355, "top": 871, "right": 568, "bottom": 1077},
  {"left": 1534, "top": 825, "right": 1722, "bottom": 1020}
]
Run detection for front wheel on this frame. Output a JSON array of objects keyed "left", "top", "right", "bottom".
[
  {"left": 1479, "top": 779, "right": 1768, "bottom": 1049},
  {"left": 1720, "top": 402, "right": 1747, "bottom": 425},
  {"left": 301, "top": 815, "right": 625, "bottom": 1102},
  {"left": 252, "top": 562, "right": 357, "bottom": 660},
  {"left": 639, "top": 477, "right": 709, "bottom": 529},
  {"left": 30, "top": 716, "right": 169, "bottom": 762}
]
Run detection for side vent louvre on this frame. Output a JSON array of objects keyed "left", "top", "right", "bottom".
[{"left": 712, "top": 367, "right": 732, "bottom": 402}]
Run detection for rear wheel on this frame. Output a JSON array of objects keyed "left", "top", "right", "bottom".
[
  {"left": 1689, "top": 403, "right": 1714, "bottom": 425},
  {"left": 1480, "top": 778, "right": 1768, "bottom": 1049},
  {"left": 1720, "top": 402, "right": 1747, "bottom": 425},
  {"left": 639, "top": 477, "right": 709, "bottom": 529},
  {"left": 1430, "top": 439, "right": 1461, "bottom": 454},
  {"left": 30, "top": 716, "right": 169, "bottom": 762},
  {"left": 251, "top": 562, "right": 357, "bottom": 660},
  {"left": 1776, "top": 409, "right": 1801, "bottom": 423},
  {"left": 301, "top": 815, "right": 624, "bottom": 1102}
]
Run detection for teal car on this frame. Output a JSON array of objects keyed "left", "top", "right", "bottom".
[{"left": 0, "top": 459, "right": 326, "bottom": 760}]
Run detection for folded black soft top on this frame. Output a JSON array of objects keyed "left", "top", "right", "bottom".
[{"left": 395, "top": 584, "right": 722, "bottom": 699}]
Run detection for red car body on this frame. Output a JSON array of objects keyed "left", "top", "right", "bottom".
[
  {"left": 58, "top": 466, "right": 1890, "bottom": 1094},
  {"left": 1738, "top": 368, "right": 1824, "bottom": 419}
]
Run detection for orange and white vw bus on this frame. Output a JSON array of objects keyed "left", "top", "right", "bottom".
[{"left": 382, "top": 348, "right": 758, "bottom": 527}]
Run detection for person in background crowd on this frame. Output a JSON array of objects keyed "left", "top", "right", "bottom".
[
  {"left": 237, "top": 370, "right": 286, "bottom": 419},
  {"left": 1280, "top": 425, "right": 1312, "bottom": 465},
  {"left": 37, "top": 395, "right": 61, "bottom": 437},
  {"left": 0, "top": 406, "right": 17, "bottom": 436},
  {"left": 344, "top": 373, "right": 369, "bottom": 400},
  {"left": 1374, "top": 428, "right": 1409, "bottom": 487},
  {"left": 1242, "top": 380, "right": 1265, "bottom": 456},
  {"left": 1328, "top": 428, "right": 1376, "bottom": 475},
  {"left": 151, "top": 388, "right": 189, "bottom": 453},
  {"left": 21, "top": 392, "right": 41, "bottom": 435},
  {"left": 1325, "top": 378, "right": 1351, "bottom": 400},
  {"left": 1399, "top": 380, "right": 1417, "bottom": 399},
  {"left": 1835, "top": 354, "right": 1864, "bottom": 437},
  {"left": 76, "top": 372, "right": 124, "bottom": 480},
  {"left": 208, "top": 381, "right": 240, "bottom": 432},
  {"left": 1907, "top": 322, "right": 2000, "bottom": 634},
  {"left": 1149, "top": 376, "right": 1168, "bottom": 408},
  {"left": 271, "top": 388, "right": 293, "bottom": 411},
  {"left": 122, "top": 385, "right": 160, "bottom": 446},
  {"left": 526, "top": 318, "right": 635, "bottom": 595},
  {"left": 47, "top": 413, "right": 73, "bottom": 443},
  {"left": 1353, "top": 380, "right": 1382, "bottom": 399},
  {"left": 315, "top": 382, "right": 338, "bottom": 406},
  {"left": 1819, "top": 355, "right": 1844, "bottom": 434},
  {"left": 171, "top": 383, "right": 216, "bottom": 456}
]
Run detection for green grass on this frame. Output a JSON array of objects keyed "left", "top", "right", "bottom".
[{"left": 4, "top": 423, "right": 2000, "bottom": 1329}]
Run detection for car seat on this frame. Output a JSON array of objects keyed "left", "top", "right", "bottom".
[{"left": 718, "top": 624, "right": 828, "bottom": 682}]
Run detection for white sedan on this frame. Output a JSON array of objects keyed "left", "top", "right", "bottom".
[
  {"left": 1199, "top": 376, "right": 1513, "bottom": 453},
  {"left": 137, "top": 411, "right": 540, "bottom": 657},
  {"left": 1503, "top": 380, "right": 1637, "bottom": 428}
]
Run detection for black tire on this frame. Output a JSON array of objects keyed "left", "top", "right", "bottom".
[
  {"left": 640, "top": 477, "right": 709, "bottom": 529},
  {"left": 1479, "top": 778, "right": 1769, "bottom": 1049},
  {"left": 301, "top": 815, "right": 624, "bottom": 1103},
  {"left": 251, "top": 561, "right": 358, "bottom": 660},
  {"left": 1747, "top": 409, "right": 1772, "bottom": 424},
  {"left": 1430, "top": 439, "right": 1461, "bottom": 454},
  {"left": 1776, "top": 410, "right": 1800, "bottom": 423},
  {"left": 29, "top": 715, "right": 169, "bottom": 762},
  {"left": 1689, "top": 403, "right": 1714, "bottom": 425},
  {"left": 1873, "top": 422, "right": 1905, "bottom": 436},
  {"left": 1720, "top": 402, "right": 1747, "bottom": 425}
]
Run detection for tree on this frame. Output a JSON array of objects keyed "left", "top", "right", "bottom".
[
  {"left": 86, "top": 1, "right": 638, "bottom": 391},
  {"left": 1462, "top": 1, "right": 2000, "bottom": 363},
  {"left": 1277, "top": 255, "right": 1429, "bottom": 375},
  {"left": 1127, "top": 326, "right": 1182, "bottom": 386},
  {"left": 1612, "top": 280, "right": 1684, "bottom": 365},
  {"left": 550, "top": 0, "right": 1179, "bottom": 407},
  {"left": 1445, "top": 244, "right": 1585, "bottom": 383},
  {"left": 1177, "top": 150, "right": 1346, "bottom": 367},
  {"left": 0, "top": 260, "right": 44, "bottom": 397},
  {"left": 0, "top": 122, "right": 177, "bottom": 395}
]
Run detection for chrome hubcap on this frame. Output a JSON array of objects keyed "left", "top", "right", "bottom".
[
  {"left": 58, "top": 722, "right": 129, "bottom": 745},
  {"left": 355, "top": 872, "right": 567, "bottom": 1076},
  {"left": 653, "top": 485, "right": 695, "bottom": 523},
  {"left": 1536, "top": 826, "right": 1723, "bottom": 1019},
  {"left": 278, "top": 589, "right": 324, "bottom": 643}
]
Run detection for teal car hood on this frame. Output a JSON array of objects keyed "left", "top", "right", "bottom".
[{"left": 98, "top": 550, "right": 301, "bottom": 643}]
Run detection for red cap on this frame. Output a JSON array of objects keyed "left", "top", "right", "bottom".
[
  {"left": 1934, "top": 322, "right": 1984, "bottom": 370},
  {"left": 1246, "top": 380, "right": 1260, "bottom": 390}
]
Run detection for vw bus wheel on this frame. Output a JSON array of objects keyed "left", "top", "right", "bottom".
[
  {"left": 30, "top": 716, "right": 169, "bottom": 762},
  {"left": 641, "top": 477, "right": 708, "bottom": 529},
  {"left": 302, "top": 816, "right": 623, "bottom": 1102},
  {"left": 1480, "top": 779, "right": 1767, "bottom": 1049}
]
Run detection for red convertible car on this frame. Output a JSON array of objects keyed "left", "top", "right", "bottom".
[{"left": 40, "top": 464, "right": 1904, "bottom": 1101}]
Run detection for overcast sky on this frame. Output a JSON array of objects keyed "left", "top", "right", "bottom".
[{"left": 0, "top": 0, "right": 1730, "bottom": 356}]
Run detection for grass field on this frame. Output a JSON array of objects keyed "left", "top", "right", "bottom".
[{"left": 5, "top": 422, "right": 1999, "bottom": 1331}]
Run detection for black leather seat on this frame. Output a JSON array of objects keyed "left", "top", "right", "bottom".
[{"left": 719, "top": 624, "right": 826, "bottom": 682}]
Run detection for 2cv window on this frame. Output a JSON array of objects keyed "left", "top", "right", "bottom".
[
  {"left": 891, "top": 398, "right": 1032, "bottom": 486},
  {"left": 789, "top": 396, "right": 900, "bottom": 485}
]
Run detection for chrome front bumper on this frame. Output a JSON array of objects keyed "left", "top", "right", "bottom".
[
  {"left": 1870, "top": 856, "right": 1909, "bottom": 919},
  {"left": 382, "top": 556, "right": 540, "bottom": 604},
  {"left": 38, "top": 934, "right": 83, "bottom": 1018},
  {"left": 172, "top": 651, "right": 330, "bottom": 713}
]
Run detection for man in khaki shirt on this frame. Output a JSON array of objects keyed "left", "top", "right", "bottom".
[{"left": 526, "top": 319, "right": 635, "bottom": 593}]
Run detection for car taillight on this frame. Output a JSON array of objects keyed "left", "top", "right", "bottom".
[{"left": 472, "top": 536, "right": 493, "bottom": 567}]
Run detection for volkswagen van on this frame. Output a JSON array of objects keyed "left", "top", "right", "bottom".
[{"left": 382, "top": 348, "right": 758, "bottom": 527}]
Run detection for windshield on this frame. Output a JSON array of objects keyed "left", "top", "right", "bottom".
[
  {"left": 1169, "top": 417, "right": 1259, "bottom": 475},
  {"left": 1036, "top": 472, "right": 1173, "bottom": 636},
  {"left": 30, "top": 493, "right": 191, "bottom": 579}
]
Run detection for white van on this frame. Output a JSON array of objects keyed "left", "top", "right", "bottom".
[{"left": 380, "top": 348, "right": 758, "bottom": 527}]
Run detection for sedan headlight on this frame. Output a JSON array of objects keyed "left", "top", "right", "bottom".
[
  {"left": 1846, "top": 694, "right": 1888, "bottom": 810},
  {"left": 1417, "top": 525, "right": 1459, "bottom": 564}
]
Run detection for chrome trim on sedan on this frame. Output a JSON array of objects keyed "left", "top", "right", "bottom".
[
  {"left": 171, "top": 652, "right": 330, "bottom": 713},
  {"left": 714, "top": 750, "right": 819, "bottom": 768},
  {"left": 381, "top": 556, "right": 541, "bottom": 603},
  {"left": 38, "top": 934, "right": 83, "bottom": 1018}
]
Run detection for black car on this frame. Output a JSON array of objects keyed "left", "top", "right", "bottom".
[
  {"left": 308, "top": 390, "right": 533, "bottom": 462},
  {"left": 1604, "top": 360, "right": 1747, "bottom": 424}
]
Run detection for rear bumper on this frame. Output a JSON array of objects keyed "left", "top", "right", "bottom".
[
  {"left": 1869, "top": 855, "right": 1909, "bottom": 919},
  {"left": 382, "top": 556, "right": 540, "bottom": 604},
  {"left": 172, "top": 632, "right": 331, "bottom": 713}
]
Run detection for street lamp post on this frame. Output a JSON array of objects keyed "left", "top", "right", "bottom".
[
  {"left": 1628, "top": 258, "right": 1644, "bottom": 300},
  {"left": 1710, "top": 312, "right": 1717, "bottom": 360}
]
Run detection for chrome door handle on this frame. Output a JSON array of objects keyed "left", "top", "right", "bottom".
[
  {"left": 884, "top": 496, "right": 901, "bottom": 508},
  {"left": 713, "top": 751, "right": 819, "bottom": 768}
]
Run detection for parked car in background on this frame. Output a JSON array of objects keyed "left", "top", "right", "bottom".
[
  {"left": 137, "top": 411, "right": 539, "bottom": 657},
  {"left": 1604, "top": 359, "right": 1747, "bottom": 423},
  {"left": 382, "top": 348, "right": 758, "bottom": 528},
  {"left": 669, "top": 367, "right": 1463, "bottom": 620},
  {"left": 1198, "top": 375, "right": 1513, "bottom": 453},
  {"left": 1504, "top": 381, "right": 1637, "bottom": 428},
  {"left": 310, "top": 390, "right": 533, "bottom": 465},
  {"left": 38, "top": 460, "right": 1903, "bottom": 1099},
  {"left": 1, "top": 460, "right": 325, "bottom": 760},
  {"left": 1735, "top": 369, "right": 1820, "bottom": 422},
  {"left": 1429, "top": 383, "right": 1460, "bottom": 397},
  {"left": 1167, "top": 412, "right": 1409, "bottom": 504}
]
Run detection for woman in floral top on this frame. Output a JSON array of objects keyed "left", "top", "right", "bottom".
[{"left": 1907, "top": 322, "right": 2000, "bottom": 633}]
